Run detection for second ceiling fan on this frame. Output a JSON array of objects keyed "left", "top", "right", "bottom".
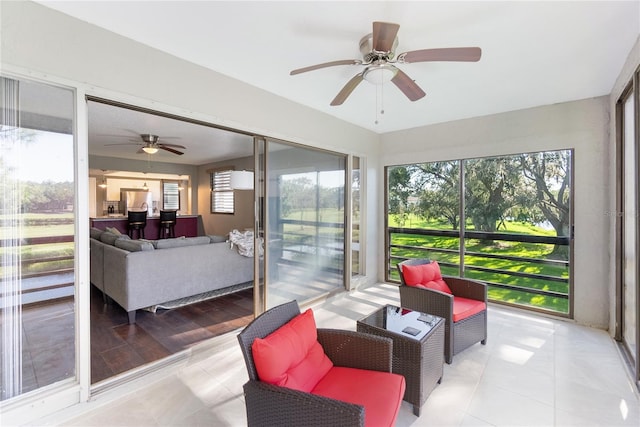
[
  {"left": 105, "top": 133, "right": 186, "bottom": 155},
  {"left": 290, "top": 21, "right": 482, "bottom": 106}
]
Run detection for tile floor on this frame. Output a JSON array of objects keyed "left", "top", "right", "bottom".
[{"left": 44, "top": 283, "right": 639, "bottom": 426}]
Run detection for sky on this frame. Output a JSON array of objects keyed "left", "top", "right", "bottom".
[{"left": 2, "top": 130, "right": 74, "bottom": 183}]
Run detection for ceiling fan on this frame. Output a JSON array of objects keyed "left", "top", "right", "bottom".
[
  {"left": 290, "top": 21, "right": 482, "bottom": 106},
  {"left": 105, "top": 133, "right": 186, "bottom": 155}
]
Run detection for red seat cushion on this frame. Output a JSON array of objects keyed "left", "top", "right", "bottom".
[
  {"left": 251, "top": 309, "right": 333, "bottom": 392},
  {"left": 453, "top": 296, "right": 486, "bottom": 322},
  {"left": 402, "top": 261, "right": 452, "bottom": 294},
  {"left": 312, "top": 366, "right": 406, "bottom": 427}
]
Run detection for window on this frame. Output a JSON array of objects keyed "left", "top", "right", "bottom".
[
  {"left": 162, "top": 181, "right": 180, "bottom": 210},
  {"left": 210, "top": 169, "right": 234, "bottom": 213},
  {"left": 386, "top": 149, "right": 572, "bottom": 315}
]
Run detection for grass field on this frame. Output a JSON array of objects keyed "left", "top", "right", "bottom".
[
  {"left": 0, "top": 213, "right": 74, "bottom": 275},
  {"left": 3, "top": 209, "right": 569, "bottom": 313},
  {"left": 388, "top": 214, "right": 569, "bottom": 313}
]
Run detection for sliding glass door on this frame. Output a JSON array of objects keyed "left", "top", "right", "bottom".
[
  {"left": 1, "top": 76, "right": 76, "bottom": 400},
  {"left": 618, "top": 80, "right": 639, "bottom": 381},
  {"left": 261, "top": 140, "right": 346, "bottom": 309}
]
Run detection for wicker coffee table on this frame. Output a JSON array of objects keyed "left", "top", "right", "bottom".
[{"left": 357, "top": 305, "right": 444, "bottom": 416}]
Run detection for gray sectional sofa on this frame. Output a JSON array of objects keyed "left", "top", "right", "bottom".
[{"left": 90, "top": 228, "right": 255, "bottom": 324}]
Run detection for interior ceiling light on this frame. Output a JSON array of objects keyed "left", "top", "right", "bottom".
[
  {"left": 98, "top": 177, "right": 107, "bottom": 188},
  {"left": 142, "top": 146, "right": 158, "bottom": 154},
  {"left": 363, "top": 64, "right": 398, "bottom": 85},
  {"left": 142, "top": 182, "right": 149, "bottom": 190}
]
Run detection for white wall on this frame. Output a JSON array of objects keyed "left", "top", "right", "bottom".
[
  {"left": 198, "top": 156, "right": 256, "bottom": 236},
  {"left": 0, "top": 1, "right": 382, "bottom": 423},
  {"left": 380, "top": 97, "right": 611, "bottom": 329},
  {"left": 0, "top": 0, "right": 381, "bottom": 282}
]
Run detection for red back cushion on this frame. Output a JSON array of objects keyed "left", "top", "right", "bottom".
[
  {"left": 424, "top": 279, "right": 452, "bottom": 294},
  {"left": 401, "top": 261, "right": 452, "bottom": 294},
  {"left": 251, "top": 308, "right": 333, "bottom": 392}
]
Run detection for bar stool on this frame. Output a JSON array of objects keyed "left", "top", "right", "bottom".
[
  {"left": 158, "top": 210, "right": 177, "bottom": 239},
  {"left": 127, "top": 210, "right": 147, "bottom": 239}
]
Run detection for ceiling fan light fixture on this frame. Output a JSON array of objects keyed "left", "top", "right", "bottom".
[
  {"left": 142, "top": 146, "right": 158, "bottom": 154},
  {"left": 363, "top": 64, "right": 398, "bottom": 85}
]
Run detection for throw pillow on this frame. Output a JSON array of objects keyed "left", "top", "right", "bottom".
[
  {"left": 90, "top": 227, "right": 104, "bottom": 240},
  {"left": 99, "top": 231, "right": 120, "bottom": 245},
  {"left": 252, "top": 309, "right": 333, "bottom": 392},
  {"left": 105, "top": 226, "right": 122, "bottom": 236},
  {"left": 402, "top": 261, "right": 452, "bottom": 294}
]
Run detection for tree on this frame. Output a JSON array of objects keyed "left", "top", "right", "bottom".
[
  {"left": 464, "top": 157, "right": 521, "bottom": 233},
  {"left": 388, "top": 166, "right": 412, "bottom": 226},
  {"left": 280, "top": 176, "right": 315, "bottom": 224},
  {"left": 519, "top": 151, "right": 571, "bottom": 257},
  {"left": 413, "top": 162, "right": 460, "bottom": 229}
]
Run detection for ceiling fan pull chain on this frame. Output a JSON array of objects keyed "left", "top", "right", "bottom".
[
  {"left": 375, "top": 84, "right": 380, "bottom": 125},
  {"left": 375, "top": 83, "right": 386, "bottom": 125},
  {"left": 380, "top": 82, "right": 385, "bottom": 115}
]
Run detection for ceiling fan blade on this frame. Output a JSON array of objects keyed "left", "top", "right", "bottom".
[
  {"left": 372, "top": 22, "right": 400, "bottom": 52},
  {"left": 398, "top": 47, "right": 482, "bottom": 63},
  {"left": 391, "top": 69, "right": 426, "bottom": 102},
  {"left": 104, "top": 142, "right": 142, "bottom": 146},
  {"left": 158, "top": 143, "right": 186, "bottom": 149},
  {"left": 159, "top": 146, "right": 184, "bottom": 155},
  {"left": 330, "top": 73, "right": 365, "bottom": 106},
  {"left": 290, "top": 60, "right": 362, "bottom": 75}
]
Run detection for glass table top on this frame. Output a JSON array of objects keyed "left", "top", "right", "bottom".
[{"left": 358, "top": 305, "right": 442, "bottom": 341}]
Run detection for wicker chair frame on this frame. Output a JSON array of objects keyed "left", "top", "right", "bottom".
[
  {"left": 237, "top": 300, "right": 398, "bottom": 427},
  {"left": 397, "top": 259, "right": 488, "bottom": 364}
]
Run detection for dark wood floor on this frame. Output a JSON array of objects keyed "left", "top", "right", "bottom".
[
  {"left": 90, "top": 285, "right": 254, "bottom": 383},
  {"left": 16, "top": 286, "right": 254, "bottom": 390}
]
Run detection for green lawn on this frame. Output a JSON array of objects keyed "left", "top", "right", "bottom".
[
  {"left": 0, "top": 213, "right": 74, "bottom": 275},
  {"left": 388, "top": 214, "right": 569, "bottom": 314}
]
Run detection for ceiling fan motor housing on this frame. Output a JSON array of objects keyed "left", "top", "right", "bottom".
[
  {"left": 140, "top": 134, "right": 160, "bottom": 144},
  {"left": 359, "top": 33, "right": 398, "bottom": 62}
]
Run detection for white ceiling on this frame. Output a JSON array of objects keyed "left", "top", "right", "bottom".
[
  {"left": 35, "top": 1, "right": 639, "bottom": 163},
  {"left": 87, "top": 100, "right": 254, "bottom": 166}
]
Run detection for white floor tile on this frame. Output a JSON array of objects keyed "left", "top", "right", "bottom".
[{"left": 58, "top": 283, "right": 639, "bottom": 427}]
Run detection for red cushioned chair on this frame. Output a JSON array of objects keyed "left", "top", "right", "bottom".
[
  {"left": 397, "top": 259, "right": 487, "bottom": 364},
  {"left": 237, "top": 300, "right": 406, "bottom": 427}
]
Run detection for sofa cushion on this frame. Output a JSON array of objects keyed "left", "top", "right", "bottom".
[
  {"left": 208, "top": 234, "right": 227, "bottom": 243},
  {"left": 312, "top": 366, "right": 405, "bottom": 427},
  {"left": 139, "top": 239, "right": 158, "bottom": 249},
  {"left": 252, "top": 309, "right": 333, "bottom": 392},
  {"left": 402, "top": 261, "right": 452, "bottom": 294},
  {"left": 90, "top": 227, "right": 104, "bottom": 240},
  {"left": 155, "top": 236, "right": 211, "bottom": 249},
  {"left": 115, "top": 238, "right": 155, "bottom": 252},
  {"left": 100, "top": 231, "right": 121, "bottom": 245},
  {"left": 453, "top": 296, "right": 486, "bottom": 322},
  {"left": 105, "top": 226, "right": 123, "bottom": 236}
]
